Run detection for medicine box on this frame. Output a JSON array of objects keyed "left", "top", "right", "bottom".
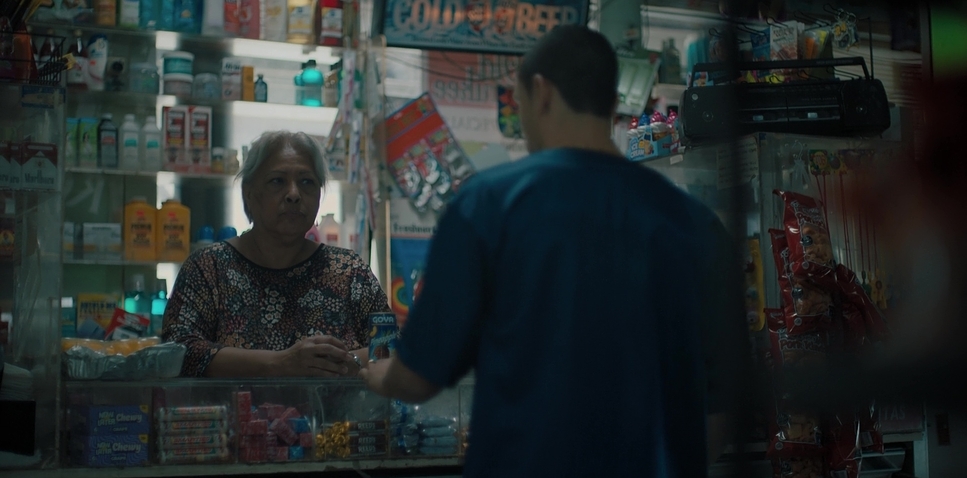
[{"left": 82, "top": 222, "right": 122, "bottom": 260}]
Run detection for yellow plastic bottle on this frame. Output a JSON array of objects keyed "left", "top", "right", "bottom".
[
  {"left": 156, "top": 199, "right": 191, "bottom": 262},
  {"left": 124, "top": 197, "right": 157, "bottom": 262}
]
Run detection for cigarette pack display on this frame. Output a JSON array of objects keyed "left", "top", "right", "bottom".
[
  {"left": 70, "top": 405, "right": 151, "bottom": 436},
  {"left": 20, "top": 142, "right": 57, "bottom": 190},
  {"left": 70, "top": 434, "right": 149, "bottom": 467},
  {"left": 157, "top": 405, "right": 228, "bottom": 422},
  {"left": 3, "top": 142, "right": 22, "bottom": 190},
  {"left": 0, "top": 141, "right": 11, "bottom": 189},
  {"left": 157, "top": 433, "right": 228, "bottom": 449}
]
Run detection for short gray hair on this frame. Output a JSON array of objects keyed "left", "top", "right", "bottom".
[{"left": 237, "top": 131, "right": 328, "bottom": 222}]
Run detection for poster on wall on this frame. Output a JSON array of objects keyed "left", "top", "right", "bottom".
[
  {"left": 388, "top": 197, "right": 436, "bottom": 328},
  {"left": 385, "top": 93, "right": 476, "bottom": 214},
  {"left": 374, "top": 0, "right": 590, "bottom": 54}
]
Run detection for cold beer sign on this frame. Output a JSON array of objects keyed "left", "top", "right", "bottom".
[{"left": 376, "top": 0, "right": 588, "bottom": 54}]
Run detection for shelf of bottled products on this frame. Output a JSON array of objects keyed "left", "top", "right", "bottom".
[
  {"left": 66, "top": 90, "right": 340, "bottom": 117},
  {"left": 64, "top": 166, "right": 236, "bottom": 180}
]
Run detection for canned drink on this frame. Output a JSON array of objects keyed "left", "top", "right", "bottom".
[{"left": 368, "top": 312, "right": 399, "bottom": 362}]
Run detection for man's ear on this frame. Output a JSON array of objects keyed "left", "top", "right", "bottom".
[{"left": 531, "top": 74, "right": 554, "bottom": 115}]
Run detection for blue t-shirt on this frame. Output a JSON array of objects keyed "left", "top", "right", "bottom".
[{"left": 398, "top": 148, "right": 746, "bottom": 478}]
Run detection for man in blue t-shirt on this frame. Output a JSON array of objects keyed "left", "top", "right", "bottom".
[{"left": 361, "top": 25, "right": 748, "bottom": 477}]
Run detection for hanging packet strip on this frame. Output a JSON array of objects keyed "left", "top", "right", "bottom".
[
  {"left": 769, "top": 229, "right": 832, "bottom": 335},
  {"left": 775, "top": 191, "right": 837, "bottom": 286}
]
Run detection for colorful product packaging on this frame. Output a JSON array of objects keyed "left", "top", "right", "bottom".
[
  {"left": 188, "top": 106, "right": 212, "bottom": 172},
  {"left": 105, "top": 307, "right": 151, "bottom": 340},
  {"left": 21, "top": 142, "right": 58, "bottom": 190},
  {"left": 240, "top": 0, "right": 261, "bottom": 39},
  {"left": 6, "top": 142, "right": 22, "bottom": 190},
  {"left": 221, "top": 58, "right": 242, "bottom": 101},
  {"left": 78, "top": 117, "right": 100, "bottom": 167},
  {"left": 75, "top": 293, "right": 120, "bottom": 340},
  {"left": 70, "top": 405, "right": 151, "bottom": 436},
  {"left": 368, "top": 312, "right": 399, "bottom": 361},
  {"left": 162, "top": 106, "right": 189, "bottom": 170},
  {"left": 70, "top": 434, "right": 149, "bottom": 467},
  {"left": 0, "top": 141, "right": 12, "bottom": 189}
]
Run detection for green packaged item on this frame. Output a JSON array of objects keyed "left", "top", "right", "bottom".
[{"left": 78, "top": 117, "right": 99, "bottom": 167}]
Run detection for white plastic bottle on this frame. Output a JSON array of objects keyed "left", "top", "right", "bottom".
[
  {"left": 120, "top": 114, "right": 141, "bottom": 170},
  {"left": 140, "top": 116, "right": 162, "bottom": 172}
]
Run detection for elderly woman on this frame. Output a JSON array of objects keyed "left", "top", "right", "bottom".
[{"left": 162, "top": 131, "right": 390, "bottom": 378}]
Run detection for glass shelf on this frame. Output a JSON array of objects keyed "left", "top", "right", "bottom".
[
  {"left": 65, "top": 166, "right": 236, "bottom": 180},
  {"left": 63, "top": 258, "right": 182, "bottom": 267},
  {"left": 28, "top": 21, "right": 343, "bottom": 62}
]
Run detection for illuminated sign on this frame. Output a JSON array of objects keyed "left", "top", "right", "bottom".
[{"left": 375, "top": 0, "right": 589, "bottom": 54}]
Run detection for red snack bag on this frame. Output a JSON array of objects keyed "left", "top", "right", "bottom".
[
  {"left": 825, "top": 412, "right": 860, "bottom": 478},
  {"left": 270, "top": 418, "right": 299, "bottom": 446},
  {"left": 836, "top": 265, "right": 890, "bottom": 343},
  {"left": 768, "top": 400, "right": 823, "bottom": 457},
  {"left": 768, "top": 315, "right": 828, "bottom": 376},
  {"left": 772, "top": 457, "right": 824, "bottom": 478},
  {"left": 774, "top": 191, "right": 836, "bottom": 284},
  {"left": 769, "top": 229, "right": 832, "bottom": 335}
]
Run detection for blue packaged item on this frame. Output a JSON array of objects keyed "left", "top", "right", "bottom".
[
  {"left": 288, "top": 418, "right": 310, "bottom": 434},
  {"left": 420, "top": 416, "right": 455, "bottom": 428},
  {"left": 70, "top": 434, "right": 149, "bottom": 467},
  {"left": 139, "top": 0, "right": 159, "bottom": 28},
  {"left": 159, "top": 0, "right": 176, "bottom": 30},
  {"left": 419, "top": 445, "right": 457, "bottom": 456},
  {"left": 420, "top": 435, "right": 458, "bottom": 447},
  {"left": 71, "top": 405, "right": 151, "bottom": 436},
  {"left": 288, "top": 445, "right": 305, "bottom": 460},
  {"left": 391, "top": 423, "right": 418, "bottom": 436}
]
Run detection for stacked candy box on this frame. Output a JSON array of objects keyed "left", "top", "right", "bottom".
[
  {"left": 315, "top": 420, "right": 389, "bottom": 460},
  {"left": 69, "top": 405, "right": 151, "bottom": 467},
  {"left": 234, "top": 392, "right": 314, "bottom": 463},
  {"left": 155, "top": 405, "right": 231, "bottom": 464}
]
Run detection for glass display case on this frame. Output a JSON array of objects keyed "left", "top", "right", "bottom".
[{"left": 58, "top": 377, "right": 470, "bottom": 473}]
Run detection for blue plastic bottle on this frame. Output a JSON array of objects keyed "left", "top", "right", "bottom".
[
  {"left": 299, "top": 59, "right": 323, "bottom": 107},
  {"left": 150, "top": 278, "right": 168, "bottom": 336}
]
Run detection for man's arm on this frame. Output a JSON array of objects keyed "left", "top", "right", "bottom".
[{"left": 360, "top": 357, "right": 441, "bottom": 403}]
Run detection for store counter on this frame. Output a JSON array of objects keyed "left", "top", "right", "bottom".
[{"left": 31, "top": 377, "right": 472, "bottom": 477}]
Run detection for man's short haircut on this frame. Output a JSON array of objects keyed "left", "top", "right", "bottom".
[{"left": 517, "top": 25, "right": 619, "bottom": 119}]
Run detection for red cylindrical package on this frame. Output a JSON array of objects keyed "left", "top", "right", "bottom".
[
  {"left": 774, "top": 190, "right": 837, "bottom": 285},
  {"left": 825, "top": 412, "right": 860, "bottom": 478},
  {"left": 768, "top": 400, "right": 823, "bottom": 457},
  {"left": 772, "top": 456, "right": 824, "bottom": 478},
  {"left": 769, "top": 229, "right": 832, "bottom": 335}
]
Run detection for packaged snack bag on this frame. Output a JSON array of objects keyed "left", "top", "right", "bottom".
[
  {"left": 768, "top": 400, "right": 823, "bottom": 457},
  {"left": 775, "top": 191, "right": 837, "bottom": 285},
  {"left": 858, "top": 401, "right": 884, "bottom": 454},
  {"left": 836, "top": 264, "right": 890, "bottom": 343},
  {"left": 772, "top": 456, "right": 824, "bottom": 478},
  {"left": 825, "top": 412, "right": 860, "bottom": 478},
  {"left": 770, "top": 229, "right": 833, "bottom": 335},
  {"left": 768, "top": 313, "right": 828, "bottom": 376}
]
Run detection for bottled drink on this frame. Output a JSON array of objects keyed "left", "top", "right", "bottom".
[
  {"left": 120, "top": 114, "right": 140, "bottom": 170},
  {"left": 299, "top": 59, "right": 323, "bottom": 107},
  {"left": 140, "top": 116, "right": 162, "bottom": 171},
  {"left": 97, "top": 113, "right": 119, "bottom": 168}
]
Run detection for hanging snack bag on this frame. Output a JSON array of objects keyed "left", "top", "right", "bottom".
[
  {"left": 838, "top": 300, "right": 868, "bottom": 353},
  {"left": 772, "top": 456, "right": 824, "bottom": 478},
  {"left": 825, "top": 412, "right": 860, "bottom": 478},
  {"left": 775, "top": 190, "right": 836, "bottom": 285},
  {"left": 768, "top": 313, "right": 828, "bottom": 376},
  {"left": 836, "top": 264, "right": 890, "bottom": 343},
  {"left": 769, "top": 229, "right": 832, "bottom": 335},
  {"left": 858, "top": 401, "right": 884, "bottom": 454},
  {"left": 768, "top": 400, "right": 823, "bottom": 457}
]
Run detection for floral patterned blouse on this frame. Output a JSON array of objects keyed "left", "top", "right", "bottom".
[{"left": 162, "top": 241, "right": 390, "bottom": 377}]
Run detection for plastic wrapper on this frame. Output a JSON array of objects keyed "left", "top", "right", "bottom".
[
  {"left": 421, "top": 435, "right": 458, "bottom": 447},
  {"left": 419, "top": 425, "right": 457, "bottom": 438},
  {"left": 391, "top": 422, "right": 418, "bottom": 436},
  {"left": 420, "top": 416, "right": 456, "bottom": 428},
  {"left": 419, "top": 445, "right": 458, "bottom": 456},
  {"left": 774, "top": 191, "right": 837, "bottom": 285},
  {"left": 835, "top": 264, "right": 890, "bottom": 343},
  {"left": 391, "top": 400, "right": 418, "bottom": 424},
  {"left": 858, "top": 402, "right": 884, "bottom": 454},
  {"left": 825, "top": 413, "right": 860, "bottom": 478},
  {"left": 772, "top": 457, "right": 824, "bottom": 478},
  {"left": 63, "top": 341, "right": 186, "bottom": 380},
  {"left": 768, "top": 314, "right": 828, "bottom": 376},
  {"left": 158, "top": 406, "right": 228, "bottom": 422}
]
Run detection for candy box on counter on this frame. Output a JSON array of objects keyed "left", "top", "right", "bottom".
[
  {"left": 70, "top": 405, "right": 151, "bottom": 436},
  {"left": 70, "top": 434, "right": 150, "bottom": 467}
]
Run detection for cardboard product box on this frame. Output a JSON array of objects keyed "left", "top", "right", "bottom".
[
  {"left": 21, "top": 142, "right": 58, "bottom": 190},
  {"left": 70, "top": 405, "right": 151, "bottom": 436},
  {"left": 82, "top": 222, "right": 122, "bottom": 260},
  {"left": 162, "top": 106, "right": 190, "bottom": 171},
  {"left": 188, "top": 106, "right": 212, "bottom": 173},
  {"left": 75, "top": 293, "right": 119, "bottom": 340},
  {"left": 6, "top": 142, "right": 22, "bottom": 190},
  {"left": 70, "top": 434, "right": 149, "bottom": 467},
  {"left": 221, "top": 58, "right": 242, "bottom": 101}
]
